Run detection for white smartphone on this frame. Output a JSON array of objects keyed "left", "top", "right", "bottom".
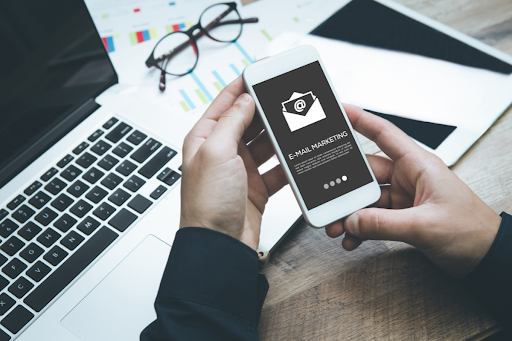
[{"left": 243, "top": 45, "right": 381, "bottom": 228}]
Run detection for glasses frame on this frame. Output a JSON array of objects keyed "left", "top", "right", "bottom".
[{"left": 145, "top": 2, "right": 258, "bottom": 91}]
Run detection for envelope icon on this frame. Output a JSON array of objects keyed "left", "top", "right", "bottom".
[{"left": 281, "top": 91, "right": 326, "bottom": 132}]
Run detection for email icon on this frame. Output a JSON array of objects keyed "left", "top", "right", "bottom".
[{"left": 281, "top": 91, "right": 326, "bottom": 132}]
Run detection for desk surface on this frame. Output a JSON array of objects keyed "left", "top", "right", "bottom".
[{"left": 255, "top": 0, "right": 512, "bottom": 339}]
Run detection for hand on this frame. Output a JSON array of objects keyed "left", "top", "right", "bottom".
[
  {"left": 180, "top": 77, "right": 288, "bottom": 250},
  {"left": 325, "top": 104, "right": 502, "bottom": 278}
]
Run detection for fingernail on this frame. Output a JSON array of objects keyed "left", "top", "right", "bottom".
[
  {"left": 235, "top": 93, "right": 249, "bottom": 104},
  {"left": 345, "top": 213, "right": 360, "bottom": 237}
]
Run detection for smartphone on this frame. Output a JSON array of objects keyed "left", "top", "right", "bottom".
[{"left": 243, "top": 45, "right": 381, "bottom": 228}]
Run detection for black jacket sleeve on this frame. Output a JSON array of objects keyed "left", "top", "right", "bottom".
[
  {"left": 463, "top": 212, "right": 512, "bottom": 326},
  {"left": 140, "top": 227, "right": 269, "bottom": 341}
]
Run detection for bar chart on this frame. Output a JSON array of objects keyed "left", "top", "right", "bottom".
[{"left": 130, "top": 29, "right": 158, "bottom": 45}]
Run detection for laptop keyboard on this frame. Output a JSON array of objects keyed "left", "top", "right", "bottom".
[{"left": 0, "top": 118, "right": 181, "bottom": 340}]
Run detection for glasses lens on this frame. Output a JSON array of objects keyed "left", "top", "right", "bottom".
[
  {"left": 154, "top": 32, "right": 197, "bottom": 75},
  {"left": 200, "top": 4, "right": 242, "bottom": 42}
]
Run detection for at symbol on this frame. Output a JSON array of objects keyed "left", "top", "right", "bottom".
[{"left": 294, "top": 99, "right": 306, "bottom": 112}]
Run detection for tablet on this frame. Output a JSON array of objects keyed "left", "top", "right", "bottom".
[{"left": 259, "top": 0, "right": 512, "bottom": 166}]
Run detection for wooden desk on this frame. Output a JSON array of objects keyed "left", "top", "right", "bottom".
[{"left": 254, "top": 0, "right": 512, "bottom": 339}]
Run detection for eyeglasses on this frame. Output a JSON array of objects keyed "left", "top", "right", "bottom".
[{"left": 145, "top": 2, "right": 258, "bottom": 92}]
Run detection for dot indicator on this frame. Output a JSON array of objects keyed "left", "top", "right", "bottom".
[
  {"left": 336, "top": 178, "right": 341, "bottom": 184},
  {"left": 342, "top": 175, "right": 347, "bottom": 181},
  {"left": 324, "top": 184, "right": 329, "bottom": 189},
  {"left": 330, "top": 181, "right": 335, "bottom": 186}
]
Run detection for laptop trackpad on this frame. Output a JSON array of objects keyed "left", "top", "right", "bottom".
[{"left": 61, "top": 235, "right": 171, "bottom": 341}]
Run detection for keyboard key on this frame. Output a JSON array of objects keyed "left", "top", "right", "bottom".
[
  {"left": 67, "top": 180, "right": 89, "bottom": 198},
  {"left": 40, "top": 168, "right": 58, "bottom": 182},
  {"left": 44, "top": 246, "right": 68, "bottom": 266},
  {"left": 57, "top": 154, "right": 74, "bottom": 168},
  {"left": 7, "top": 195, "right": 25, "bottom": 210},
  {"left": 76, "top": 152, "right": 98, "bottom": 169},
  {"left": 128, "top": 195, "right": 152, "bottom": 214},
  {"left": 93, "top": 202, "right": 116, "bottom": 221},
  {"left": 101, "top": 173, "right": 123, "bottom": 190},
  {"left": 82, "top": 167, "right": 105, "bottom": 185},
  {"left": 0, "top": 210, "right": 7, "bottom": 222},
  {"left": 85, "top": 186, "right": 108, "bottom": 204},
  {"left": 34, "top": 208, "right": 58, "bottom": 226},
  {"left": 139, "top": 147, "right": 176, "bottom": 179},
  {"left": 28, "top": 191, "right": 51, "bottom": 209},
  {"left": 11, "top": 205, "right": 35, "bottom": 224},
  {"left": 0, "top": 276, "right": 8, "bottom": 291},
  {"left": 2, "top": 259, "right": 27, "bottom": 279},
  {"left": 150, "top": 185, "right": 167, "bottom": 200},
  {"left": 9, "top": 277, "right": 33, "bottom": 299},
  {"left": 25, "top": 227, "right": 118, "bottom": 312},
  {"left": 60, "top": 231, "right": 84, "bottom": 251},
  {"left": 25, "top": 181, "right": 43, "bottom": 197},
  {"left": 53, "top": 214, "right": 77, "bottom": 233},
  {"left": 77, "top": 217, "right": 100, "bottom": 236},
  {"left": 127, "top": 130, "right": 148, "bottom": 146},
  {"left": 112, "top": 142, "right": 133, "bottom": 158},
  {"left": 98, "top": 154, "right": 119, "bottom": 171},
  {"left": 51, "top": 194, "right": 74, "bottom": 212},
  {"left": 116, "top": 160, "right": 137, "bottom": 176},
  {"left": 72, "top": 142, "right": 89, "bottom": 155},
  {"left": 88, "top": 129, "right": 104, "bottom": 142},
  {"left": 178, "top": 165, "right": 182, "bottom": 172},
  {"left": 44, "top": 178, "right": 66, "bottom": 195},
  {"left": 109, "top": 209, "right": 137, "bottom": 232},
  {"left": 17, "top": 222, "right": 41, "bottom": 242},
  {"left": 0, "top": 220, "right": 19, "bottom": 239},
  {"left": 1, "top": 305, "right": 34, "bottom": 334},
  {"left": 131, "top": 138, "right": 162, "bottom": 163},
  {"left": 103, "top": 117, "right": 119, "bottom": 130},
  {"left": 19, "top": 243, "right": 44, "bottom": 264},
  {"left": 1, "top": 237, "right": 25, "bottom": 256},
  {"left": 0, "top": 293, "right": 15, "bottom": 316},
  {"left": 157, "top": 168, "right": 181, "bottom": 186},
  {"left": 70, "top": 200, "right": 93, "bottom": 218},
  {"left": 123, "top": 175, "right": 146, "bottom": 193},
  {"left": 0, "top": 257, "right": 6, "bottom": 270},
  {"left": 0, "top": 328, "right": 10, "bottom": 341},
  {"left": 90, "top": 140, "right": 112, "bottom": 156},
  {"left": 61, "top": 165, "right": 82, "bottom": 182},
  {"left": 37, "top": 228, "right": 61, "bottom": 248},
  {"left": 105, "top": 122, "right": 132, "bottom": 143},
  {"left": 108, "top": 189, "right": 131, "bottom": 206},
  {"left": 26, "top": 261, "right": 51, "bottom": 282}
]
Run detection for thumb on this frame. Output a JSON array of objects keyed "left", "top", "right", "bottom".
[
  {"left": 344, "top": 207, "right": 423, "bottom": 245},
  {"left": 205, "top": 93, "right": 255, "bottom": 152}
]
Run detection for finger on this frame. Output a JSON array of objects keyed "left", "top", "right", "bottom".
[
  {"left": 368, "top": 185, "right": 391, "bottom": 208},
  {"left": 183, "top": 76, "right": 246, "bottom": 159},
  {"left": 343, "top": 104, "right": 423, "bottom": 161},
  {"left": 342, "top": 235, "right": 363, "bottom": 251},
  {"left": 248, "top": 131, "right": 275, "bottom": 167},
  {"left": 262, "top": 164, "right": 288, "bottom": 197},
  {"left": 203, "top": 93, "right": 255, "bottom": 155},
  {"left": 366, "top": 154, "right": 393, "bottom": 184},
  {"left": 344, "top": 206, "right": 424, "bottom": 245},
  {"left": 243, "top": 114, "right": 264, "bottom": 143},
  {"left": 325, "top": 219, "right": 345, "bottom": 238}
]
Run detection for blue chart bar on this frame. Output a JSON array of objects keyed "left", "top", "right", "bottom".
[
  {"left": 230, "top": 64, "right": 241, "bottom": 76},
  {"left": 180, "top": 89, "right": 195, "bottom": 110},
  {"left": 190, "top": 72, "right": 213, "bottom": 102},
  {"left": 106, "top": 37, "right": 115, "bottom": 53},
  {"left": 212, "top": 71, "right": 226, "bottom": 87},
  {"left": 234, "top": 41, "right": 254, "bottom": 64}
]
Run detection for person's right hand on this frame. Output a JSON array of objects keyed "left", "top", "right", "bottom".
[{"left": 325, "top": 104, "right": 502, "bottom": 279}]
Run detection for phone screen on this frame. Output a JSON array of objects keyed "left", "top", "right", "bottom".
[{"left": 252, "top": 61, "right": 373, "bottom": 210}]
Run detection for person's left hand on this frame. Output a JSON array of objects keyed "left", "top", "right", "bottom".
[{"left": 180, "top": 76, "right": 288, "bottom": 250}]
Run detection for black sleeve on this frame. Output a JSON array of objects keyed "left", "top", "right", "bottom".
[
  {"left": 463, "top": 212, "right": 512, "bottom": 326},
  {"left": 140, "top": 227, "right": 269, "bottom": 341}
]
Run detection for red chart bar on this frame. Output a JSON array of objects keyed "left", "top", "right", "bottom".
[
  {"left": 136, "top": 31, "right": 144, "bottom": 43},
  {"left": 172, "top": 24, "right": 180, "bottom": 32},
  {"left": 101, "top": 37, "right": 108, "bottom": 51},
  {"left": 134, "top": 8, "right": 140, "bottom": 12}
]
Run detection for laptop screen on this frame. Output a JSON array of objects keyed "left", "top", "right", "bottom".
[{"left": 0, "top": 0, "right": 117, "bottom": 188}]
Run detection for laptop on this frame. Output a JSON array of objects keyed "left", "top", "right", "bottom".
[{"left": 0, "top": 1, "right": 301, "bottom": 340}]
